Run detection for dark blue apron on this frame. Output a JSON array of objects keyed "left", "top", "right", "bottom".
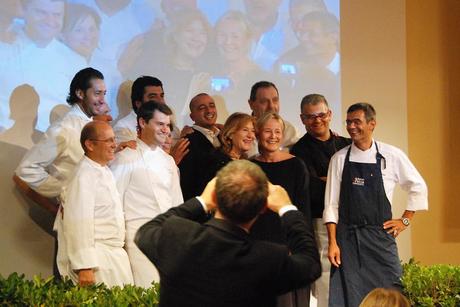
[{"left": 329, "top": 143, "right": 402, "bottom": 307}]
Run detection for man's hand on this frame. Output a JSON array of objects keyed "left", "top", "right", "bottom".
[
  {"left": 93, "top": 114, "right": 112, "bottom": 122},
  {"left": 115, "top": 140, "right": 136, "bottom": 153},
  {"left": 266, "top": 183, "right": 292, "bottom": 214},
  {"left": 328, "top": 242, "right": 341, "bottom": 267},
  {"left": 170, "top": 138, "right": 190, "bottom": 165},
  {"left": 383, "top": 219, "right": 407, "bottom": 238},
  {"left": 200, "top": 178, "right": 217, "bottom": 211},
  {"left": 78, "top": 269, "right": 95, "bottom": 286},
  {"left": 180, "top": 126, "right": 194, "bottom": 138}
]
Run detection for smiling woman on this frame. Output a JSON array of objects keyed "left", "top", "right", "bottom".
[
  {"left": 60, "top": 3, "right": 101, "bottom": 63},
  {"left": 251, "top": 111, "right": 312, "bottom": 306}
]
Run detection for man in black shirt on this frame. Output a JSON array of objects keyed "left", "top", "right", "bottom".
[
  {"left": 291, "top": 93, "right": 350, "bottom": 307},
  {"left": 179, "top": 93, "right": 221, "bottom": 200}
]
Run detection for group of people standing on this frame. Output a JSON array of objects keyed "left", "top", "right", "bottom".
[{"left": 14, "top": 66, "right": 428, "bottom": 307}]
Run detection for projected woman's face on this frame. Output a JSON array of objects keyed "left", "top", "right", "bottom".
[
  {"left": 175, "top": 19, "right": 208, "bottom": 59},
  {"left": 216, "top": 19, "right": 250, "bottom": 61},
  {"left": 63, "top": 16, "right": 99, "bottom": 59}
]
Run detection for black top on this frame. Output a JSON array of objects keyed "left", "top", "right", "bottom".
[
  {"left": 290, "top": 132, "right": 351, "bottom": 218},
  {"left": 135, "top": 198, "right": 321, "bottom": 307},
  {"left": 251, "top": 157, "right": 311, "bottom": 244},
  {"left": 179, "top": 129, "right": 219, "bottom": 200}
]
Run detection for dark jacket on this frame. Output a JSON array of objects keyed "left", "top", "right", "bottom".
[{"left": 135, "top": 198, "right": 321, "bottom": 307}]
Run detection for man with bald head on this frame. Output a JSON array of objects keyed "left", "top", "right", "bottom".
[
  {"left": 178, "top": 93, "right": 221, "bottom": 200},
  {"left": 55, "top": 121, "right": 133, "bottom": 287}
]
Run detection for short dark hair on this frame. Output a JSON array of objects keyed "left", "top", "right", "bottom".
[
  {"left": 216, "top": 160, "right": 268, "bottom": 224},
  {"left": 131, "top": 76, "right": 163, "bottom": 111},
  {"left": 300, "top": 94, "right": 329, "bottom": 111},
  {"left": 249, "top": 81, "right": 278, "bottom": 102},
  {"left": 347, "top": 102, "right": 376, "bottom": 122},
  {"left": 67, "top": 67, "right": 104, "bottom": 105},
  {"left": 137, "top": 100, "right": 173, "bottom": 129},
  {"left": 80, "top": 120, "right": 105, "bottom": 153}
]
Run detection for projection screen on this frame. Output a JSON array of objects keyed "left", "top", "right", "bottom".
[{"left": 0, "top": 0, "right": 340, "bottom": 145}]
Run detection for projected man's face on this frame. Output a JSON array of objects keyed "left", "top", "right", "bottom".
[
  {"left": 63, "top": 16, "right": 99, "bottom": 59},
  {"left": 23, "top": 0, "right": 65, "bottom": 46},
  {"left": 299, "top": 20, "right": 337, "bottom": 59},
  {"left": 80, "top": 78, "right": 108, "bottom": 117},
  {"left": 175, "top": 19, "right": 208, "bottom": 59},
  {"left": 249, "top": 86, "right": 280, "bottom": 119},
  {"left": 244, "top": 0, "right": 281, "bottom": 24},
  {"left": 289, "top": 4, "right": 325, "bottom": 39},
  {"left": 216, "top": 18, "right": 251, "bottom": 61}
]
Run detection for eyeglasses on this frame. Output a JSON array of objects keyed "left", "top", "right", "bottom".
[
  {"left": 90, "top": 137, "right": 116, "bottom": 145},
  {"left": 301, "top": 111, "right": 329, "bottom": 121}
]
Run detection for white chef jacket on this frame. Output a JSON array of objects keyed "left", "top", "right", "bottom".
[
  {"left": 14, "top": 33, "right": 87, "bottom": 131},
  {"left": 15, "top": 105, "right": 91, "bottom": 198},
  {"left": 55, "top": 156, "right": 133, "bottom": 287},
  {"left": 110, "top": 139, "right": 183, "bottom": 287},
  {"left": 111, "top": 138, "right": 183, "bottom": 222},
  {"left": 113, "top": 110, "right": 181, "bottom": 145},
  {"left": 323, "top": 140, "right": 428, "bottom": 224}
]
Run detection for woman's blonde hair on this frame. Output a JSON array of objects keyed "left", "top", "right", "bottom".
[
  {"left": 359, "top": 288, "right": 410, "bottom": 307},
  {"left": 255, "top": 112, "right": 285, "bottom": 134},
  {"left": 219, "top": 112, "right": 255, "bottom": 156}
]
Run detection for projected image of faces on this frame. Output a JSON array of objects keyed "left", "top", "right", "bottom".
[
  {"left": 60, "top": 3, "right": 100, "bottom": 62},
  {"left": 0, "top": 0, "right": 340, "bottom": 146},
  {"left": 22, "top": 0, "right": 65, "bottom": 46}
]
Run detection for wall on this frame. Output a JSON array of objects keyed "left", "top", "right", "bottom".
[
  {"left": 341, "top": 0, "right": 413, "bottom": 261},
  {"left": 407, "top": 0, "right": 460, "bottom": 264}
]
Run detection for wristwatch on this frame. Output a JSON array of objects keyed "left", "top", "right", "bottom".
[{"left": 401, "top": 217, "right": 410, "bottom": 226}]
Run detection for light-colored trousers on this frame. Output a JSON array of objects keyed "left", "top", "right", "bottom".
[
  {"left": 312, "top": 218, "right": 330, "bottom": 307},
  {"left": 125, "top": 219, "right": 160, "bottom": 288}
]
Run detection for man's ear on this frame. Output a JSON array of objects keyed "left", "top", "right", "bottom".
[
  {"left": 139, "top": 117, "right": 146, "bottom": 130},
  {"left": 135, "top": 100, "right": 142, "bottom": 111},
  {"left": 85, "top": 139, "right": 95, "bottom": 153},
  {"left": 369, "top": 119, "right": 377, "bottom": 131},
  {"left": 189, "top": 112, "right": 195, "bottom": 122},
  {"left": 76, "top": 89, "right": 84, "bottom": 100},
  {"left": 211, "top": 190, "right": 217, "bottom": 207},
  {"left": 248, "top": 99, "right": 254, "bottom": 111}
]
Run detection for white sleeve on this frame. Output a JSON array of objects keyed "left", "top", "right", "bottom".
[
  {"left": 15, "top": 126, "right": 68, "bottom": 197},
  {"left": 393, "top": 148, "right": 429, "bottom": 211},
  {"left": 323, "top": 154, "right": 343, "bottom": 224},
  {"left": 171, "top": 164, "right": 184, "bottom": 206},
  {"left": 62, "top": 166, "right": 99, "bottom": 270}
]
